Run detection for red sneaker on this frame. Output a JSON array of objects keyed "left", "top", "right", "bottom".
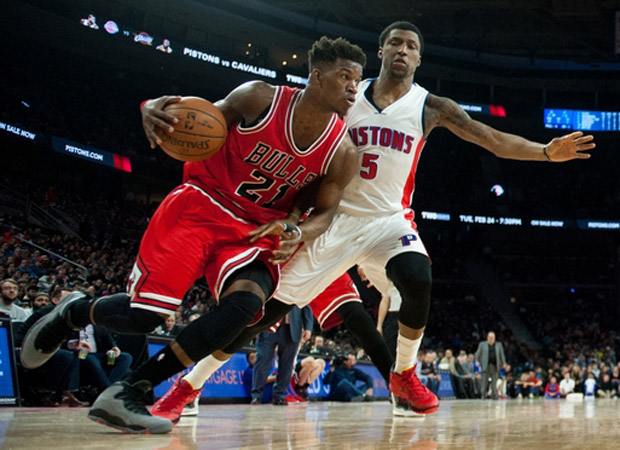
[
  {"left": 389, "top": 365, "right": 439, "bottom": 414},
  {"left": 288, "top": 376, "right": 308, "bottom": 402},
  {"left": 151, "top": 377, "right": 202, "bottom": 424},
  {"left": 283, "top": 394, "right": 298, "bottom": 403}
]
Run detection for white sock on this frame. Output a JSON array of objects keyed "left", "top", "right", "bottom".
[
  {"left": 394, "top": 334, "right": 422, "bottom": 374},
  {"left": 183, "top": 355, "right": 227, "bottom": 389}
]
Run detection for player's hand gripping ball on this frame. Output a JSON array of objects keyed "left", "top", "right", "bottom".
[{"left": 155, "top": 97, "right": 227, "bottom": 162}]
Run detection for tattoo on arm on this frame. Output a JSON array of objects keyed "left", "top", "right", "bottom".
[{"left": 426, "top": 94, "right": 493, "bottom": 145}]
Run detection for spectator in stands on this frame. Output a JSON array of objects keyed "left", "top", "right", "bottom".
[
  {"left": 242, "top": 352, "right": 257, "bottom": 397},
  {"left": 475, "top": 331, "right": 506, "bottom": 400},
  {"left": 525, "top": 371, "right": 543, "bottom": 398},
  {"left": 415, "top": 351, "right": 429, "bottom": 387},
  {"left": 439, "top": 349, "right": 453, "bottom": 370},
  {"left": 37, "top": 270, "right": 57, "bottom": 292},
  {"left": 515, "top": 371, "right": 542, "bottom": 398},
  {"left": 544, "top": 376, "right": 561, "bottom": 399},
  {"left": 0, "top": 278, "right": 31, "bottom": 321},
  {"left": 27, "top": 257, "right": 46, "bottom": 279},
  {"left": 15, "top": 285, "right": 86, "bottom": 407},
  {"left": 515, "top": 373, "right": 529, "bottom": 398},
  {"left": 420, "top": 351, "right": 441, "bottom": 395},
  {"left": 153, "top": 315, "right": 182, "bottom": 337},
  {"left": 449, "top": 350, "right": 476, "bottom": 399},
  {"left": 467, "top": 353, "right": 482, "bottom": 394},
  {"left": 324, "top": 351, "right": 373, "bottom": 402},
  {"left": 596, "top": 373, "right": 615, "bottom": 398},
  {"left": 571, "top": 365, "right": 584, "bottom": 393},
  {"left": 501, "top": 364, "right": 515, "bottom": 398},
  {"left": 242, "top": 351, "right": 275, "bottom": 402},
  {"left": 584, "top": 372, "right": 597, "bottom": 397},
  {"left": 291, "top": 356, "right": 326, "bottom": 401},
  {"left": 251, "top": 306, "right": 313, "bottom": 405},
  {"left": 23, "top": 285, "right": 39, "bottom": 306},
  {"left": 70, "top": 324, "right": 132, "bottom": 396},
  {"left": 309, "top": 335, "right": 326, "bottom": 355},
  {"left": 30, "top": 291, "right": 50, "bottom": 311},
  {"left": 611, "top": 366, "right": 620, "bottom": 392},
  {"left": 559, "top": 370, "right": 575, "bottom": 397}
]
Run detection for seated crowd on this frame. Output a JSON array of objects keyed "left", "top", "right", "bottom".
[{"left": 1, "top": 200, "right": 618, "bottom": 405}]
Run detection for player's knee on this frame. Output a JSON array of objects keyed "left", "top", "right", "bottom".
[
  {"left": 386, "top": 252, "right": 432, "bottom": 297},
  {"left": 220, "top": 290, "right": 263, "bottom": 319},
  {"left": 386, "top": 252, "right": 432, "bottom": 329}
]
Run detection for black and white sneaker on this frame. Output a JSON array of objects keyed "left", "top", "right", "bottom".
[
  {"left": 391, "top": 393, "right": 426, "bottom": 418},
  {"left": 20, "top": 292, "right": 85, "bottom": 369},
  {"left": 88, "top": 380, "right": 173, "bottom": 434},
  {"left": 181, "top": 396, "right": 199, "bottom": 417}
]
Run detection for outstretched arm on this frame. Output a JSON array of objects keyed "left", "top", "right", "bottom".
[{"left": 424, "top": 94, "right": 596, "bottom": 162}]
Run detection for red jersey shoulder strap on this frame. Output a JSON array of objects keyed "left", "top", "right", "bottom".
[{"left": 235, "top": 86, "right": 298, "bottom": 135}]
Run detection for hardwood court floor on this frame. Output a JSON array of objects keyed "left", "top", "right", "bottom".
[{"left": 1, "top": 398, "right": 618, "bottom": 449}]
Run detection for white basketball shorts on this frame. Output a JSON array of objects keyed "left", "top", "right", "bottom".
[{"left": 276, "top": 209, "right": 428, "bottom": 306}]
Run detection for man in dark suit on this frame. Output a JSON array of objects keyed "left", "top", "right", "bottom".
[
  {"left": 251, "top": 306, "right": 313, "bottom": 405},
  {"left": 475, "top": 331, "right": 507, "bottom": 400}
]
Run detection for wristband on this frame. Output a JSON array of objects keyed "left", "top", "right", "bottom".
[
  {"left": 282, "top": 222, "right": 302, "bottom": 237},
  {"left": 542, "top": 146, "right": 552, "bottom": 162}
]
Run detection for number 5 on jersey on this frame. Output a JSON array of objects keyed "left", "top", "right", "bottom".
[{"left": 360, "top": 153, "right": 379, "bottom": 179}]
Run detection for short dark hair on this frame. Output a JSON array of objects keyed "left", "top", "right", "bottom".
[
  {"left": 308, "top": 36, "right": 367, "bottom": 71},
  {"left": 49, "top": 283, "right": 69, "bottom": 301},
  {"left": 379, "top": 21, "right": 424, "bottom": 54}
]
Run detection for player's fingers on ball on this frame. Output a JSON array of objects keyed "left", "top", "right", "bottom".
[
  {"left": 144, "top": 131, "right": 158, "bottom": 147},
  {"left": 151, "top": 117, "right": 175, "bottom": 133},
  {"left": 153, "top": 110, "right": 179, "bottom": 125},
  {"left": 165, "top": 95, "right": 182, "bottom": 105}
]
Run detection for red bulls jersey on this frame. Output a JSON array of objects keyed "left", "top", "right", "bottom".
[{"left": 184, "top": 86, "right": 347, "bottom": 224}]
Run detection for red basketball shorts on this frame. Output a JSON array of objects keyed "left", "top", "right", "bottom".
[
  {"left": 308, "top": 272, "right": 361, "bottom": 330},
  {"left": 127, "top": 183, "right": 280, "bottom": 315}
]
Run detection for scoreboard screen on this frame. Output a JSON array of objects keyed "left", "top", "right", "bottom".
[{"left": 544, "top": 109, "right": 620, "bottom": 131}]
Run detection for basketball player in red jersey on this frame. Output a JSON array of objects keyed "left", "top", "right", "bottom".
[
  {"left": 20, "top": 36, "right": 366, "bottom": 434},
  {"left": 151, "top": 20, "right": 596, "bottom": 420}
]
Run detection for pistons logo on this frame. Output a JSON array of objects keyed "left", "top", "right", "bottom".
[{"left": 399, "top": 234, "right": 418, "bottom": 246}]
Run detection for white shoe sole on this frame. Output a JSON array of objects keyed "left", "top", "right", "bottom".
[{"left": 391, "top": 394, "right": 426, "bottom": 418}]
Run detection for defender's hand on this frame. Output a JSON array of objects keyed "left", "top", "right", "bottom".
[{"left": 545, "top": 131, "right": 595, "bottom": 162}]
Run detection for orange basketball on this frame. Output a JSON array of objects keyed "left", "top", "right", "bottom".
[{"left": 155, "top": 97, "right": 227, "bottom": 162}]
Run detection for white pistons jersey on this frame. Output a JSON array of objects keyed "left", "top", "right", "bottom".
[{"left": 339, "top": 79, "right": 429, "bottom": 216}]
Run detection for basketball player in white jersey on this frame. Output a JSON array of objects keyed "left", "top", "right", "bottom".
[
  {"left": 151, "top": 21, "right": 595, "bottom": 418},
  {"left": 271, "top": 20, "right": 595, "bottom": 414}
]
